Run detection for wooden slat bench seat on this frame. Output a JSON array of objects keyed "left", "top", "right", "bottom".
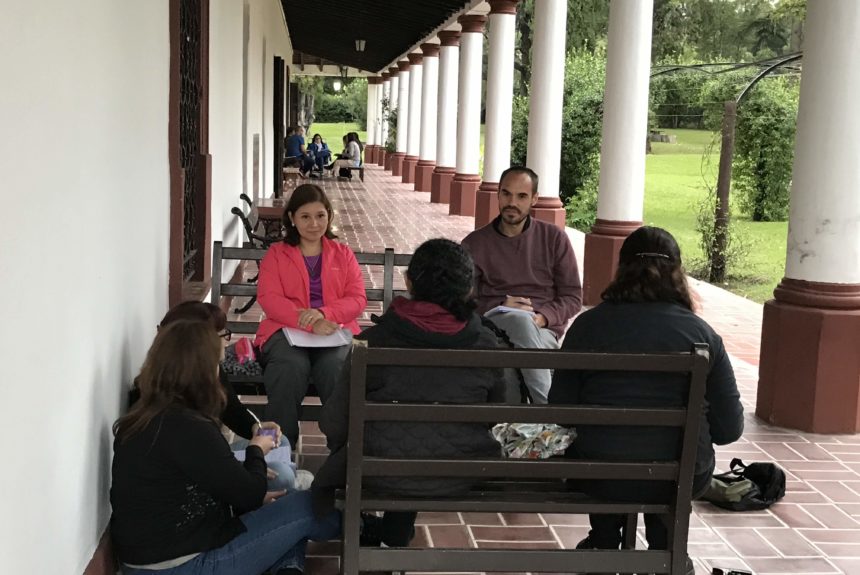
[{"left": 338, "top": 343, "right": 710, "bottom": 575}]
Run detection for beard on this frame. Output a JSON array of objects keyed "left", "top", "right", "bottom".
[{"left": 501, "top": 207, "right": 527, "bottom": 225}]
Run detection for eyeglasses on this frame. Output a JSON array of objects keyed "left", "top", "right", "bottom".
[{"left": 218, "top": 329, "right": 232, "bottom": 341}]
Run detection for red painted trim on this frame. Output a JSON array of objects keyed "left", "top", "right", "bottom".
[
  {"left": 438, "top": 31, "right": 461, "bottom": 47},
  {"left": 773, "top": 277, "right": 860, "bottom": 310},
  {"left": 458, "top": 14, "right": 487, "bottom": 33},
  {"left": 420, "top": 43, "right": 441, "bottom": 57}
]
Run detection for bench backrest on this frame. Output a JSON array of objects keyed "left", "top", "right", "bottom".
[
  {"left": 211, "top": 241, "right": 412, "bottom": 336},
  {"left": 342, "top": 342, "right": 710, "bottom": 575}
]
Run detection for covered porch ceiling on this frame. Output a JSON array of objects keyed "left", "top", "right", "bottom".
[{"left": 280, "top": 0, "right": 481, "bottom": 73}]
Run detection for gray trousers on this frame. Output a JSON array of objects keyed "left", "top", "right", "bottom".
[
  {"left": 487, "top": 312, "right": 559, "bottom": 404},
  {"left": 261, "top": 329, "right": 350, "bottom": 445}
]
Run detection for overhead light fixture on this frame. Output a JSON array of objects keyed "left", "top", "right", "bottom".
[
  {"left": 355, "top": 39, "right": 366, "bottom": 52},
  {"left": 333, "top": 80, "right": 342, "bottom": 92}
]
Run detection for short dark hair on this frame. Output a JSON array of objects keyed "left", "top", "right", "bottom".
[
  {"left": 406, "top": 239, "right": 477, "bottom": 321},
  {"left": 282, "top": 183, "right": 338, "bottom": 246},
  {"left": 498, "top": 165, "right": 539, "bottom": 195},
  {"left": 159, "top": 301, "right": 226, "bottom": 332},
  {"left": 601, "top": 226, "right": 694, "bottom": 311}
]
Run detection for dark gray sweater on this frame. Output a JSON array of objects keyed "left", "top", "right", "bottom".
[{"left": 548, "top": 301, "right": 744, "bottom": 493}]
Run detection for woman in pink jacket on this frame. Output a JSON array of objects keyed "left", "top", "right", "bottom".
[{"left": 255, "top": 184, "right": 366, "bottom": 446}]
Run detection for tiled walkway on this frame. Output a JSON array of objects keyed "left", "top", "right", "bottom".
[{"left": 241, "top": 166, "right": 860, "bottom": 575}]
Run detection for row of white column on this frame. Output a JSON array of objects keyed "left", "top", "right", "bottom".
[{"left": 364, "top": 0, "right": 574, "bottom": 226}]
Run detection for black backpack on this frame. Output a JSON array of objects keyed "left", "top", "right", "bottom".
[{"left": 702, "top": 458, "right": 786, "bottom": 511}]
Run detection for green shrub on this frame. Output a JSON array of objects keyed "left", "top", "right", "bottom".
[
  {"left": 511, "top": 49, "right": 606, "bottom": 227},
  {"left": 315, "top": 93, "right": 352, "bottom": 122},
  {"left": 733, "top": 76, "right": 799, "bottom": 221}
]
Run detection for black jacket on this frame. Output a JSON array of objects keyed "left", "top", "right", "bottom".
[
  {"left": 129, "top": 370, "right": 257, "bottom": 440},
  {"left": 110, "top": 406, "right": 267, "bottom": 565},
  {"left": 312, "top": 308, "right": 507, "bottom": 513},
  {"left": 548, "top": 301, "right": 744, "bottom": 496}
]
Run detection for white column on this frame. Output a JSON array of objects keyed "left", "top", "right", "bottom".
[
  {"left": 407, "top": 55, "right": 423, "bottom": 158},
  {"left": 595, "top": 0, "right": 654, "bottom": 221},
  {"left": 376, "top": 77, "right": 385, "bottom": 147},
  {"left": 419, "top": 45, "right": 440, "bottom": 162},
  {"left": 389, "top": 71, "right": 399, "bottom": 113},
  {"left": 785, "top": 0, "right": 860, "bottom": 284},
  {"left": 381, "top": 77, "right": 391, "bottom": 146},
  {"left": 365, "top": 81, "right": 377, "bottom": 146},
  {"left": 435, "top": 32, "right": 460, "bottom": 169},
  {"left": 482, "top": 1, "right": 518, "bottom": 185},
  {"left": 395, "top": 62, "right": 410, "bottom": 154},
  {"left": 455, "top": 17, "right": 485, "bottom": 175},
  {"left": 525, "top": 0, "right": 568, "bottom": 199}
]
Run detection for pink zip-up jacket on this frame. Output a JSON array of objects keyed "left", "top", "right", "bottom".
[{"left": 254, "top": 238, "right": 367, "bottom": 348}]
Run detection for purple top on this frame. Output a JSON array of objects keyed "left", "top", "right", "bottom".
[{"left": 304, "top": 254, "right": 324, "bottom": 309}]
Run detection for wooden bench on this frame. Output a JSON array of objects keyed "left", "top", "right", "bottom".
[
  {"left": 211, "top": 241, "right": 411, "bottom": 418},
  {"left": 339, "top": 342, "right": 709, "bottom": 575}
]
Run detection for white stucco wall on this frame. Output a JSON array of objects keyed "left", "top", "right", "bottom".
[
  {"left": 0, "top": 1, "right": 170, "bottom": 572},
  {"left": 243, "top": 0, "right": 292, "bottom": 205},
  {"left": 0, "top": 0, "right": 293, "bottom": 570}
]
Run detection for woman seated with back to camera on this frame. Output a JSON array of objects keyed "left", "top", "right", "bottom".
[
  {"left": 312, "top": 238, "right": 508, "bottom": 548},
  {"left": 548, "top": 226, "right": 743, "bottom": 560},
  {"left": 111, "top": 320, "right": 339, "bottom": 575},
  {"left": 255, "top": 183, "right": 366, "bottom": 448}
]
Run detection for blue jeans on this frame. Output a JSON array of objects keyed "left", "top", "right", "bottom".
[
  {"left": 123, "top": 491, "right": 340, "bottom": 575},
  {"left": 231, "top": 436, "right": 296, "bottom": 492}
]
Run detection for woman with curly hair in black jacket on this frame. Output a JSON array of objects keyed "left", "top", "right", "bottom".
[{"left": 312, "top": 238, "right": 508, "bottom": 547}]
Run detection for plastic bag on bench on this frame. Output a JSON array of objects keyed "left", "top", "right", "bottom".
[{"left": 492, "top": 423, "right": 575, "bottom": 459}]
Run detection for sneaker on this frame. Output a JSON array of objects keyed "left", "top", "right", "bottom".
[{"left": 293, "top": 469, "right": 314, "bottom": 491}]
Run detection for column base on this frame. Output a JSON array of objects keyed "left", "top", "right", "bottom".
[
  {"left": 582, "top": 219, "right": 642, "bottom": 306},
  {"left": 390, "top": 152, "right": 406, "bottom": 176},
  {"left": 402, "top": 155, "right": 418, "bottom": 184},
  {"left": 530, "top": 195, "right": 567, "bottom": 228},
  {"left": 475, "top": 182, "right": 499, "bottom": 229},
  {"left": 449, "top": 174, "right": 481, "bottom": 216},
  {"left": 365, "top": 145, "right": 377, "bottom": 164},
  {"left": 414, "top": 161, "right": 436, "bottom": 192},
  {"left": 377, "top": 149, "right": 387, "bottom": 167},
  {"left": 431, "top": 167, "right": 455, "bottom": 204},
  {"left": 384, "top": 151, "right": 393, "bottom": 171},
  {"left": 757, "top": 279, "right": 860, "bottom": 433}
]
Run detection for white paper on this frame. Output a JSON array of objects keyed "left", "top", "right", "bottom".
[
  {"left": 282, "top": 326, "right": 352, "bottom": 347},
  {"left": 484, "top": 305, "right": 536, "bottom": 318},
  {"left": 234, "top": 445, "right": 293, "bottom": 465}
]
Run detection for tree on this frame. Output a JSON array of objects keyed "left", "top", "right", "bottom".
[{"left": 296, "top": 76, "right": 323, "bottom": 131}]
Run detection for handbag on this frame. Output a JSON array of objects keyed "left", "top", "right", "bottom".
[{"left": 701, "top": 458, "right": 786, "bottom": 511}]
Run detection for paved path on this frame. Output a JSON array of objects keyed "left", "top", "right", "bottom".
[{"left": 239, "top": 166, "right": 860, "bottom": 575}]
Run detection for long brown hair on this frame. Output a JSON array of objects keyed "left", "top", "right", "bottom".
[
  {"left": 601, "top": 226, "right": 694, "bottom": 311},
  {"left": 282, "top": 183, "right": 338, "bottom": 246},
  {"left": 114, "top": 320, "right": 225, "bottom": 442}
]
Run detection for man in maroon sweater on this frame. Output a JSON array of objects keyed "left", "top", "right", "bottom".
[{"left": 462, "top": 166, "right": 582, "bottom": 402}]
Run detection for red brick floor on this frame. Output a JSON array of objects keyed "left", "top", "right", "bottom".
[{"left": 235, "top": 167, "right": 860, "bottom": 575}]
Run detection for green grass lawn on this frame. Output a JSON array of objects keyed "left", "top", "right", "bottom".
[
  {"left": 644, "top": 128, "right": 787, "bottom": 303},
  {"left": 310, "top": 122, "right": 367, "bottom": 150}
]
